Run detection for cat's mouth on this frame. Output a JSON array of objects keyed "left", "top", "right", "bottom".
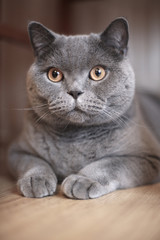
[
  {"left": 48, "top": 98, "right": 102, "bottom": 124},
  {"left": 72, "top": 106, "right": 85, "bottom": 113}
]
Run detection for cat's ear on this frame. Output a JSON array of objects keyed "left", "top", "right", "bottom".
[
  {"left": 28, "top": 21, "right": 56, "bottom": 57},
  {"left": 100, "top": 18, "right": 129, "bottom": 55}
]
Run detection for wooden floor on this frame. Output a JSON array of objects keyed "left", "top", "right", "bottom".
[{"left": 0, "top": 174, "right": 160, "bottom": 240}]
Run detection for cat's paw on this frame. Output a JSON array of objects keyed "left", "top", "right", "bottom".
[
  {"left": 17, "top": 170, "right": 57, "bottom": 198},
  {"left": 61, "top": 174, "right": 109, "bottom": 200}
]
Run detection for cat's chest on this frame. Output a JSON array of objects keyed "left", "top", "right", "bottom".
[{"left": 35, "top": 129, "right": 115, "bottom": 179}]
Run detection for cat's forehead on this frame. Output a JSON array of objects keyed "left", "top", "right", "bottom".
[
  {"left": 43, "top": 34, "right": 109, "bottom": 72},
  {"left": 56, "top": 35, "right": 91, "bottom": 62},
  {"left": 57, "top": 34, "right": 98, "bottom": 50}
]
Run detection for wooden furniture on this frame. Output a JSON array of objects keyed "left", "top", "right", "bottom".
[{"left": 0, "top": 174, "right": 160, "bottom": 240}]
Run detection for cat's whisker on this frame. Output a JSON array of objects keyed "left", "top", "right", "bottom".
[
  {"left": 112, "top": 108, "right": 146, "bottom": 129},
  {"left": 100, "top": 109, "right": 117, "bottom": 123},
  {"left": 12, "top": 108, "right": 34, "bottom": 111},
  {"left": 101, "top": 109, "right": 126, "bottom": 129},
  {"left": 34, "top": 111, "right": 50, "bottom": 125},
  {"left": 33, "top": 104, "right": 48, "bottom": 108},
  {"left": 12, "top": 104, "right": 48, "bottom": 111},
  {"left": 62, "top": 119, "right": 72, "bottom": 131},
  {"left": 110, "top": 110, "right": 129, "bottom": 128},
  {"left": 49, "top": 109, "right": 69, "bottom": 124}
]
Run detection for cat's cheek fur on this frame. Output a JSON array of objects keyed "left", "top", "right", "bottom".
[{"left": 48, "top": 94, "right": 76, "bottom": 113}]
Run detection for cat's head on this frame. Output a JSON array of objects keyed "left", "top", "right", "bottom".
[{"left": 27, "top": 18, "right": 135, "bottom": 126}]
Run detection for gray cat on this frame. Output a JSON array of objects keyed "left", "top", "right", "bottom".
[{"left": 8, "top": 18, "right": 160, "bottom": 199}]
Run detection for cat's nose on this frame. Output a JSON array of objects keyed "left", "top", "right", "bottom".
[{"left": 67, "top": 91, "right": 84, "bottom": 100}]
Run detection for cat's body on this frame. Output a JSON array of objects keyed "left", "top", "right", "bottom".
[{"left": 8, "top": 18, "right": 160, "bottom": 199}]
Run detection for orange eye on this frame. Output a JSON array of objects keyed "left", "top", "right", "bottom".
[
  {"left": 90, "top": 66, "right": 106, "bottom": 81},
  {"left": 48, "top": 68, "right": 63, "bottom": 82}
]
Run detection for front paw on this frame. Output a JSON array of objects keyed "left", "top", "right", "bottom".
[
  {"left": 61, "top": 174, "right": 108, "bottom": 200},
  {"left": 17, "top": 170, "right": 57, "bottom": 198}
]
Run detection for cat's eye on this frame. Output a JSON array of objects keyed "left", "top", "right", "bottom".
[
  {"left": 90, "top": 66, "right": 106, "bottom": 81},
  {"left": 48, "top": 68, "right": 63, "bottom": 82}
]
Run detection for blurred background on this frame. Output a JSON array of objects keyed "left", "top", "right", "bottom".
[{"left": 0, "top": 0, "right": 160, "bottom": 173}]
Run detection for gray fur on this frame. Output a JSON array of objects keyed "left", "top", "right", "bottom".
[{"left": 8, "top": 18, "right": 160, "bottom": 199}]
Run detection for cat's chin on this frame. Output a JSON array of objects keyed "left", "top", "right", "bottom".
[{"left": 64, "top": 109, "right": 88, "bottom": 124}]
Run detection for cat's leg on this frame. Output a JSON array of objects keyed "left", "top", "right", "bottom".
[
  {"left": 61, "top": 155, "right": 160, "bottom": 199},
  {"left": 8, "top": 144, "right": 57, "bottom": 198}
]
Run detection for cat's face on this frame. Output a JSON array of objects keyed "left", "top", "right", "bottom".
[{"left": 27, "top": 18, "right": 135, "bottom": 126}]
